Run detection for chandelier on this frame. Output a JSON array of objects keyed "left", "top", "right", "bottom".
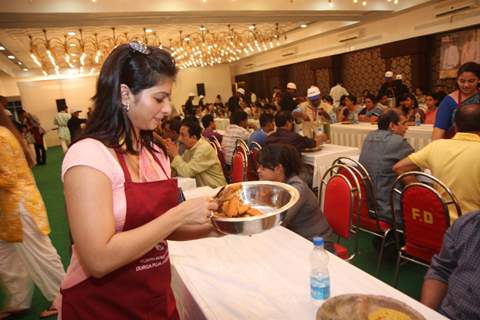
[
  {"left": 171, "top": 24, "right": 285, "bottom": 69},
  {"left": 28, "top": 24, "right": 286, "bottom": 75}
]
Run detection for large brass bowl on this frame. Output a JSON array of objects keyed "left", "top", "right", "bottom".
[{"left": 212, "top": 181, "right": 300, "bottom": 235}]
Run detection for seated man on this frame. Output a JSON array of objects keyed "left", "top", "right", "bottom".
[
  {"left": 257, "top": 143, "right": 334, "bottom": 248},
  {"left": 201, "top": 114, "right": 223, "bottom": 143},
  {"left": 359, "top": 110, "right": 414, "bottom": 222},
  {"left": 165, "top": 119, "right": 226, "bottom": 188},
  {"left": 221, "top": 110, "right": 250, "bottom": 166},
  {"left": 394, "top": 104, "right": 480, "bottom": 221},
  {"left": 421, "top": 212, "right": 480, "bottom": 319},
  {"left": 248, "top": 113, "right": 274, "bottom": 147},
  {"left": 265, "top": 111, "right": 323, "bottom": 153}
]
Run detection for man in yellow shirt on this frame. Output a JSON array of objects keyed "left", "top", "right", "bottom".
[
  {"left": 394, "top": 104, "right": 480, "bottom": 220},
  {"left": 164, "top": 118, "right": 227, "bottom": 188}
]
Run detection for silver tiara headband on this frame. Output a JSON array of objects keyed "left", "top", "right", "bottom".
[{"left": 129, "top": 41, "right": 150, "bottom": 55}]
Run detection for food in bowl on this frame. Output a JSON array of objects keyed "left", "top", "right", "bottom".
[
  {"left": 317, "top": 294, "right": 425, "bottom": 320},
  {"left": 214, "top": 183, "right": 263, "bottom": 218}
]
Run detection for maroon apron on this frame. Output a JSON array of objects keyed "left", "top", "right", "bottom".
[{"left": 61, "top": 149, "right": 180, "bottom": 320}]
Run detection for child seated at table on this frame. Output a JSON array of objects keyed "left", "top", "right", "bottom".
[{"left": 256, "top": 143, "right": 334, "bottom": 250}]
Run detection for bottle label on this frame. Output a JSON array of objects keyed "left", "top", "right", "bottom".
[{"left": 310, "top": 275, "right": 330, "bottom": 301}]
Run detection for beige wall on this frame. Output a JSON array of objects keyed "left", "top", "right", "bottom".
[
  {"left": 231, "top": 2, "right": 480, "bottom": 75},
  {"left": 17, "top": 75, "right": 97, "bottom": 146},
  {"left": 0, "top": 75, "right": 20, "bottom": 96},
  {"left": 173, "top": 64, "right": 232, "bottom": 110}
]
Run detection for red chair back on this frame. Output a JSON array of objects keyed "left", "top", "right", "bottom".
[
  {"left": 209, "top": 138, "right": 228, "bottom": 179},
  {"left": 401, "top": 184, "right": 450, "bottom": 262},
  {"left": 323, "top": 175, "right": 354, "bottom": 239},
  {"left": 230, "top": 150, "right": 246, "bottom": 183},
  {"left": 338, "top": 166, "right": 387, "bottom": 232},
  {"left": 247, "top": 144, "right": 261, "bottom": 181}
]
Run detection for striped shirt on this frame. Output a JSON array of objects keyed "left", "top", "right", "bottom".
[
  {"left": 221, "top": 124, "right": 250, "bottom": 165},
  {"left": 425, "top": 212, "right": 480, "bottom": 319}
]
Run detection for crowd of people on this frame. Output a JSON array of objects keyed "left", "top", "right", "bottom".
[{"left": 0, "top": 38, "right": 479, "bottom": 319}]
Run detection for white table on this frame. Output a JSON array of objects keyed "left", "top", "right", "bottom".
[
  {"left": 302, "top": 144, "right": 360, "bottom": 189},
  {"left": 330, "top": 123, "right": 433, "bottom": 151},
  {"left": 214, "top": 118, "right": 260, "bottom": 130},
  {"left": 175, "top": 177, "right": 197, "bottom": 191},
  {"left": 169, "top": 226, "right": 446, "bottom": 320}
]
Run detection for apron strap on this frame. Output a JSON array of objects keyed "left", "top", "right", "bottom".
[
  {"left": 114, "top": 149, "right": 133, "bottom": 183},
  {"left": 114, "top": 148, "right": 171, "bottom": 181},
  {"left": 149, "top": 150, "right": 170, "bottom": 179}
]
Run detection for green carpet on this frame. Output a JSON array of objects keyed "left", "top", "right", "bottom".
[{"left": 1, "top": 146, "right": 427, "bottom": 319}]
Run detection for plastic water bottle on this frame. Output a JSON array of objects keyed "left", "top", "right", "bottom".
[
  {"left": 310, "top": 237, "right": 330, "bottom": 305},
  {"left": 415, "top": 111, "right": 421, "bottom": 126}
]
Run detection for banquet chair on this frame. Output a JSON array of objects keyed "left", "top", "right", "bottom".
[
  {"left": 247, "top": 142, "right": 262, "bottom": 181},
  {"left": 208, "top": 136, "right": 229, "bottom": 180},
  {"left": 319, "top": 164, "right": 361, "bottom": 261},
  {"left": 230, "top": 139, "right": 249, "bottom": 183},
  {"left": 390, "top": 171, "right": 462, "bottom": 287},
  {"left": 332, "top": 157, "right": 393, "bottom": 274}
]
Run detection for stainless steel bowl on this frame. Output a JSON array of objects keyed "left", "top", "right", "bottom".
[{"left": 212, "top": 181, "right": 300, "bottom": 235}]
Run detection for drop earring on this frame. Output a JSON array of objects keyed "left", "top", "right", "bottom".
[{"left": 122, "top": 103, "right": 130, "bottom": 112}]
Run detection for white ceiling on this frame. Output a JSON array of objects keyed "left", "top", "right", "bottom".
[{"left": 0, "top": 0, "right": 434, "bottom": 77}]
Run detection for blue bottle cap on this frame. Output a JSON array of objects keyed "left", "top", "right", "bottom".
[{"left": 313, "top": 237, "right": 324, "bottom": 246}]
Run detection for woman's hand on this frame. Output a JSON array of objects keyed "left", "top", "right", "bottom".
[{"left": 177, "top": 196, "right": 218, "bottom": 225}]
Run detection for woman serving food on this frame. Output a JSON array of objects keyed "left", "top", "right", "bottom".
[{"left": 56, "top": 42, "right": 219, "bottom": 319}]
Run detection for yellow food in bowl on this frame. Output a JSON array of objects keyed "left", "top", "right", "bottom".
[{"left": 368, "top": 308, "right": 412, "bottom": 320}]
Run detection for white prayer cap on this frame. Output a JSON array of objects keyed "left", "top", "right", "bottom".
[{"left": 286, "top": 82, "right": 297, "bottom": 90}]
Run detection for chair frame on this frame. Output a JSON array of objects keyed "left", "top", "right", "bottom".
[
  {"left": 231, "top": 139, "right": 249, "bottom": 182},
  {"left": 390, "top": 171, "right": 462, "bottom": 286},
  {"left": 319, "top": 163, "right": 361, "bottom": 261},
  {"left": 332, "top": 156, "right": 393, "bottom": 274}
]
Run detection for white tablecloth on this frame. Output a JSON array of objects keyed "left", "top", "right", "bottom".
[
  {"left": 175, "top": 177, "right": 197, "bottom": 192},
  {"left": 330, "top": 123, "right": 433, "bottom": 151},
  {"left": 169, "top": 226, "right": 445, "bottom": 320},
  {"left": 302, "top": 144, "right": 360, "bottom": 189},
  {"left": 214, "top": 118, "right": 260, "bottom": 130}
]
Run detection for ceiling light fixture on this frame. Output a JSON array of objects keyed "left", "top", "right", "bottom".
[
  {"left": 23, "top": 68, "right": 28, "bottom": 71},
  {"left": 67, "top": 31, "right": 76, "bottom": 36},
  {"left": 300, "top": 24, "right": 308, "bottom": 28},
  {"left": 0, "top": 46, "right": 5, "bottom": 51},
  {"left": 28, "top": 24, "right": 286, "bottom": 73},
  {"left": 7, "top": 55, "right": 15, "bottom": 59},
  {"left": 145, "top": 28, "right": 154, "bottom": 33}
]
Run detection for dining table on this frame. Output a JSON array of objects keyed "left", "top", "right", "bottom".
[
  {"left": 330, "top": 122, "right": 433, "bottom": 151},
  {"left": 169, "top": 186, "right": 446, "bottom": 320},
  {"left": 301, "top": 144, "right": 360, "bottom": 189}
]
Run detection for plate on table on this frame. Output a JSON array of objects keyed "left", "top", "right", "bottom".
[
  {"left": 341, "top": 121, "right": 354, "bottom": 125},
  {"left": 212, "top": 181, "right": 299, "bottom": 235},
  {"left": 303, "top": 145, "right": 323, "bottom": 152},
  {"left": 317, "top": 294, "right": 425, "bottom": 320}
]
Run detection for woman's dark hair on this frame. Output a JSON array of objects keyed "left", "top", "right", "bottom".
[
  {"left": 0, "top": 101, "right": 35, "bottom": 166},
  {"left": 82, "top": 43, "right": 177, "bottom": 154},
  {"left": 257, "top": 143, "right": 301, "bottom": 178},
  {"left": 345, "top": 95, "right": 357, "bottom": 105},
  {"left": 321, "top": 95, "right": 333, "bottom": 105},
  {"left": 457, "top": 61, "right": 480, "bottom": 78},
  {"left": 399, "top": 93, "right": 418, "bottom": 110}
]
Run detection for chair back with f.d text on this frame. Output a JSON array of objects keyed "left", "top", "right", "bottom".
[
  {"left": 230, "top": 139, "right": 249, "bottom": 183},
  {"left": 319, "top": 164, "right": 360, "bottom": 260},
  {"left": 391, "top": 171, "right": 462, "bottom": 263}
]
